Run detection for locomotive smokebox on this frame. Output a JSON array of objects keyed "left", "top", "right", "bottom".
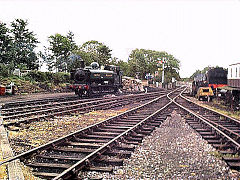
[
  {"left": 74, "top": 69, "right": 86, "bottom": 82},
  {"left": 80, "top": 60, "right": 85, "bottom": 69}
]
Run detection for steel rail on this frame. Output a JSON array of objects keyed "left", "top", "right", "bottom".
[
  {"left": 2, "top": 95, "right": 78, "bottom": 108},
  {"left": 0, "top": 90, "right": 171, "bottom": 167},
  {"left": 2, "top": 91, "right": 164, "bottom": 127},
  {"left": 180, "top": 94, "right": 240, "bottom": 125},
  {"left": 172, "top": 88, "right": 240, "bottom": 151},
  {"left": 53, "top": 87, "right": 183, "bottom": 180},
  {"left": 2, "top": 91, "right": 164, "bottom": 119}
]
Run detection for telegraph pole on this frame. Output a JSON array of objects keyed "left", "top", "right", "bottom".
[{"left": 162, "top": 57, "right": 165, "bottom": 85}]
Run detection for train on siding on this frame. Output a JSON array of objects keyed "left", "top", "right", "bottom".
[
  {"left": 228, "top": 63, "right": 240, "bottom": 88},
  {"left": 219, "top": 63, "right": 240, "bottom": 110},
  {"left": 191, "top": 67, "right": 228, "bottom": 97},
  {"left": 70, "top": 61, "right": 123, "bottom": 97}
]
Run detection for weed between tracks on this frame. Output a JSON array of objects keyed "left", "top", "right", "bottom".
[
  {"left": 209, "top": 151, "right": 239, "bottom": 159},
  {"left": 187, "top": 97, "right": 240, "bottom": 121},
  {"left": 7, "top": 110, "right": 123, "bottom": 154},
  {"left": 5, "top": 109, "right": 125, "bottom": 179}
]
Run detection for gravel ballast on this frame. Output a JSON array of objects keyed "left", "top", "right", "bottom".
[{"left": 80, "top": 110, "right": 240, "bottom": 179}]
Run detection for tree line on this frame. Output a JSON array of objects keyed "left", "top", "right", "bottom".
[{"left": 0, "top": 19, "right": 181, "bottom": 83}]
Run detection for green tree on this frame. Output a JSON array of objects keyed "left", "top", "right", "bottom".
[
  {"left": 42, "top": 31, "right": 77, "bottom": 72},
  {"left": 11, "top": 19, "right": 39, "bottom": 70},
  {"left": 0, "top": 22, "right": 13, "bottom": 64},
  {"left": 73, "top": 49, "right": 92, "bottom": 67},
  {"left": 160, "top": 52, "right": 180, "bottom": 83},
  {"left": 128, "top": 49, "right": 180, "bottom": 82},
  {"left": 116, "top": 60, "right": 130, "bottom": 76},
  {"left": 80, "top": 40, "right": 112, "bottom": 66}
]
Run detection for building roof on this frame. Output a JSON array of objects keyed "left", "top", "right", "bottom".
[{"left": 229, "top": 62, "right": 240, "bottom": 66}]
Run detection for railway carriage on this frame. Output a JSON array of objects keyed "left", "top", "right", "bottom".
[
  {"left": 223, "top": 63, "right": 240, "bottom": 110},
  {"left": 228, "top": 63, "right": 240, "bottom": 88}
]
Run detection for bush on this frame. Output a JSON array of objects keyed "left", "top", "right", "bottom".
[
  {"left": 52, "top": 72, "right": 70, "bottom": 84},
  {"left": 25, "top": 71, "right": 70, "bottom": 85},
  {"left": 0, "top": 63, "right": 13, "bottom": 77}
]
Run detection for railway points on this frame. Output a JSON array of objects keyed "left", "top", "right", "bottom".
[{"left": 0, "top": 86, "right": 240, "bottom": 179}]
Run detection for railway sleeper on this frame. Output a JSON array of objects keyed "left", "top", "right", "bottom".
[
  {"left": 201, "top": 135, "right": 219, "bottom": 140},
  {"left": 129, "top": 132, "right": 145, "bottom": 139},
  {"left": 148, "top": 120, "right": 163, "bottom": 125},
  {"left": 218, "top": 124, "right": 240, "bottom": 129},
  {"left": 223, "top": 156, "right": 240, "bottom": 162},
  {"left": 126, "top": 116, "right": 147, "bottom": 121},
  {"left": 123, "top": 140, "right": 139, "bottom": 145},
  {"left": 225, "top": 161, "right": 240, "bottom": 170},
  {"left": 206, "top": 139, "right": 223, "bottom": 144},
  {"left": 135, "top": 129, "right": 152, "bottom": 135},
  {"left": 124, "top": 136, "right": 143, "bottom": 143},
  {"left": 91, "top": 131, "right": 120, "bottom": 136},
  {"left": 97, "top": 128, "right": 126, "bottom": 133},
  {"left": 212, "top": 144, "right": 232, "bottom": 150},
  {"left": 195, "top": 128, "right": 214, "bottom": 132},
  {"left": 63, "top": 142, "right": 102, "bottom": 148},
  {"left": 27, "top": 162, "right": 72, "bottom": 169},
  {"left": 154, "top": 118, "right": 165, "bottom": 122},
  {"left": 103, "top": 125, "right": 131, "bottom": 129},
  {"left": 103, "top": 149, "right": 132, "bottom": 158},
  {"left": 146, "top": 122, "right": 161, "bottom": 127},
  {"left": 198, "top": 131, "right": 215, "bottom": 136},
  {"left": 112, "top": 122, "right": 137, "bottom": 126},
  {"left": 115, "top": 144, "right": 135, "bottom": 151},
  {"left": 117, "top": 120, "right": 141, "bottom": 124},
  {"left": 219, "top": 150, "right": 238, "bottom": 155},
  {"left": 83, "top": 134, "right": 116, "bottom": 139},
  {"left": 51, "top": 146, "right": 97, "bottom": 153},
  {"left": 36, "top": 154, "right": 83, "bottom": 161},
  {"left": 187, "top": 124, "right": 205, "bottom": 129},
  {"left": 84, "top": 166, "right": 113, "bottom": 172},
  {"left": 141, "top": 126, "right": 155, "bottom": 131},
  {"left": 73, "top": 138, "right": 109, "bottom": 143},
  {"left": 94, "top": 156, "right": 124, "bottom": 166},
  {"left": 122, "top": 115, "right": 145, "bottom": 119},
  {"left": 33, "top": 172, "right": 61, "bottom": 179}
]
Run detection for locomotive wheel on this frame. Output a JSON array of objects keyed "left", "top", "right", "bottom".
[
  {"left": 75, "top": 89, "right": 83, "bottom": 98},
  {"left": 78, "top": 91, "right": 83, "bottom": 98},
  {"left": 87, "top": 90, "right": 93, "bottom": 97},
  {"left": 207, "top": 96, "right": 212, "bottom": 102}
]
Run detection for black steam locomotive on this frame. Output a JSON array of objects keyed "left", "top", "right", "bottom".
[
  {"left": 191, "top": 67, "right": 228, "bottom": 96},
  {"left": 70, "top": 61, "right": 122, "bottom": 97}
]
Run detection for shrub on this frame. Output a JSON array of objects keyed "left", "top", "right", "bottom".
[
  {"left": 0, "top": 63, "right": 13, "bottom": 77},
  {"left": 25, "top": 71, "right": 70, "bottom": 85}
]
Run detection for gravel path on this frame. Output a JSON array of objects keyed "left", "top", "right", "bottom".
[{"left": 80, "top": 111, "right": 240, "bottom": 179}]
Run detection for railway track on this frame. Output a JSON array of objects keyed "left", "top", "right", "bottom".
[
  {"left": 174, "top": 89, "right": 240, "bottom": 170},
  {"left": 1, "top": 91, "right": 167, "bottom": 127},
  {"left": 0, "top": 87, "right": 184, "bottom": 179},
  {"left": 3, "top": 86, "right": 239, "bottom": 179},
  {"left": 1, "top": 95, "right": 78, "bottom": 109}
]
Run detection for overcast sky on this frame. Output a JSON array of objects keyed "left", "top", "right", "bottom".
[{"left": 1, "top": 0, "right": 240, "bottom": 77}]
